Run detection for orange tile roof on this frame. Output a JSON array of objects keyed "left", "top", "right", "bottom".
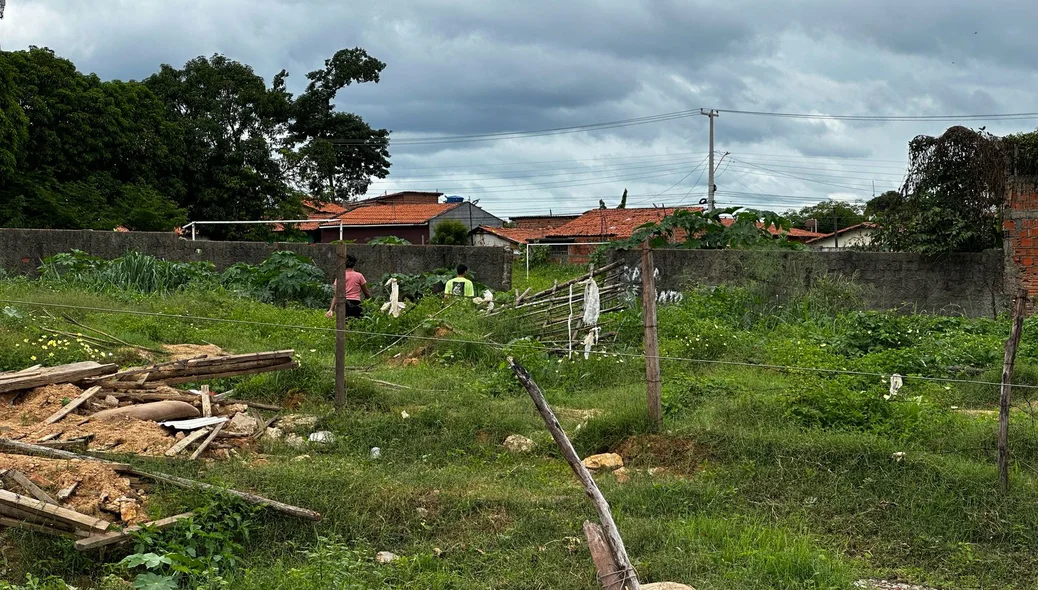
[
  {"left": 320, "top": 203, "right": 461, "bottom": 227},
  {"left": 473, "top": 225, "right": 546, "bottom": 245},
  {"left": 546, "top": 207, "right": 702, "bottom": 239},
  {"left": 805, "top": 222, "right": 878, "bottom": 243},
  {"left": 718, "top": 218, "right": 827, "bottom": 240}
]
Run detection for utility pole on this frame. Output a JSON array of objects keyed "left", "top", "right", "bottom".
[{"left": 701, "top": 109, "right": 719, "bottom": 211}]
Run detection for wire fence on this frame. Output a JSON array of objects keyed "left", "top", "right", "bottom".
[{"left": 4, "top": 294, "right": 1038, "bottom": 478}]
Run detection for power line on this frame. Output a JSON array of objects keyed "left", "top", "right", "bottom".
[
  {"left": 329, "top": 109, "right": 706, "bottom": 146},
  {"left": 1, "top": 297, "right": 1031, "bottom": 391},
  {"left": 717, "top": 109, "right": 1038, "bottom": 122}
]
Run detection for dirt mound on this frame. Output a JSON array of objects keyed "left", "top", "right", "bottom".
[
  {"left": 615, "top": 435, "right": 706, "bottom": 475},
  {"left": 0, "top": 384, "right": 179, "bottom": 456},
  {"left": 162, "top": 343, "right": 226, "bottom": 361},
  {"left": 0, "top": 453, "right": 145, "bottom": 523}
]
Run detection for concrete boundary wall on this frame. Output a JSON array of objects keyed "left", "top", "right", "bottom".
[
  {"left": 0, "top": 229, "right": 513, "bottom": 290},
  {"left": 610, "top": 248, "right": 1006, "bottom": 317}
]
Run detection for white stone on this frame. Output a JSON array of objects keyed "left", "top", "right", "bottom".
[
  {"left": 308, "top": 431, "right": 336, "bottom": 444},
  {"left": 265, "top": 427, "right": 284, "bottom": 440},
  {"left": 503, "top": 435, "right": 535, "bottom": 453},
  {"left": 291, "top": 454, "right": 311, "bottom": 462},
  {"left": 375, "top": 551, "right": 400, "bottom": 564}
]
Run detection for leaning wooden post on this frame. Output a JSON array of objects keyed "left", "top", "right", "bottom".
[
  {"left": 999, "top": 288, "right": 1028, "bottom": 491},
  {"left": 640, "top": 242, "right": 662, "bottom": 431},
  {"left": 508, "top": 357, "right": 640, "bottom": 590},
  {"left": 334, "top": 243, "right": 348, "bottom": 410}
]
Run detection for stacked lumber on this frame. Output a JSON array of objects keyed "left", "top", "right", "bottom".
[
  {"left": 0, "top": 362, "right": 118, "bottom": 394},
  {"left": 87, "top": 350, "right": 296, "bottom": 388},
  {"left": 0, "top": 350, "right": 295, "bottom": 461}
]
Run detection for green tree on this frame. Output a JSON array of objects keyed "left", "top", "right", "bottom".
[
  {"left": 869, "top": 126, "right": 1008, "bottom": 253},
  {"left": 0, "top": 59, "right": 27, "bottom": 185},
  {"left": 431, "top": 220, "right": 470, "bottom": 245},
  {"left": 145, "top": 54, "right": 296, "bottom": 239},
  {"left": 784, "top": 199, "right": 865, "bottom": 233},
  {"left": 288, "top": 48, "right": 391, "bottom": 203},
  {"left": 0, "top": 48, "right": 184, "bottom": 230}
]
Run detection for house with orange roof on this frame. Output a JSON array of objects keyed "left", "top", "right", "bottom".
[
  {"left": 540, "top": 207, "right": 826, "bottom": 263},
  {"left": 470, "top": 225, "right": 547, "bottom": 249},
  {"left": 316, "top": 200, "right": 504, "bottom": 244}
]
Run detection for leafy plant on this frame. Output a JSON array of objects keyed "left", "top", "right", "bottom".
[
  {"left": 221, "top": 250, "right": 332, "bottom": 307},
  {"left": 367, "top": 235, "right": 411, "bottom": 245},
  {"left": 114, "top": 496, "right": 260, "bottom": 589},
  {"left": 430, "top": 220, "right": 470, "bottom": 245},
  {"left": 609, "top": 207, "right": 797, "bottom": 251}
]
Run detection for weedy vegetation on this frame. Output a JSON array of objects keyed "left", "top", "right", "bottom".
[{"left": 1, "top": 258, "right": 1037, "bottom": 589}]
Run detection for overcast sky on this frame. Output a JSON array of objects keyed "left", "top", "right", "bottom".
[{"left": 5, "top": 0, "right": 1038, "bottom": 220}]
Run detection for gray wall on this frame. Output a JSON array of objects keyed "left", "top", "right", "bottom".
[
  {"left": 610, "top": 248, "right": 1006, "bottom": 317},
  {"left": 432, "top": 202, "right": 505, "bottom": 238},
  {"left": 0, "top": 228, "right": 513, "bottom": 290}
]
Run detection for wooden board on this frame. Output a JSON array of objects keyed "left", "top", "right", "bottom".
[
  {"left": 2, "top": 470, "right": 57, "bottom": 504},
  {"left": 75, "top": 511, "right": 194, "bottom": 550},
  {"left": 164, "top": 428, "right": 211, "bottom": 457},
  {"left": 0, "top": 488, "right": 110, "bottom": 532},
  {"left": 200, "top": 385, "right": 212, "bottom": 418},
  {"left": 0, "top": 362, "right": 118, "bottom": 394},
  {"left": 0, "top": 515, "right": 80, "bottom": 539},
  {"left": 190, "top": 422, "right": 225, "bottom": 460},
  {"left": 42, "top": 386, "right": 102, "bottom": 425}
]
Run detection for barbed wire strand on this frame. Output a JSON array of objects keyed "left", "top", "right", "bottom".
[{"left": 2, "top": 297, "right": 1037, "bottom": 391}]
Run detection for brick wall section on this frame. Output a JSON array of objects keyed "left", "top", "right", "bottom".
[
  {"left": 0, "top": 228, "right": 512, "bottom": 290},
  {"left": 1003, "top": 178, "right": 1038, "bottom": 298},
  {"left": 610, "top": 249, "right": 1006, "bottom": 317}
]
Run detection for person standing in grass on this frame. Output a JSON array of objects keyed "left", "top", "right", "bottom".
[
  {"left": 327, "top": 254, "right": 371, "bottom": 319},
  {"left": 444, "top": 264, "right": 475, "bottom": 298}
]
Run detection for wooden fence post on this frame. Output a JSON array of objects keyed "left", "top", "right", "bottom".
[
  {"left": 641, "top": 242, "right": 662, "bottom": 431},
  {"left": 509, "top": 358, "right": 640, "bottom": 590},
  {"left": 334, "top": 243, "right": 347, "bottom": 410},
  {"left": 999, "top": 288, "right": 1028, "bottom": 491}
]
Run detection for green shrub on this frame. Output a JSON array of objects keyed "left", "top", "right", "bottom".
[{"left": 430, "top": 220, "right": 469, "bottom": 245}]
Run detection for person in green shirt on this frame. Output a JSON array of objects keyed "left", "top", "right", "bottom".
[{"left": 444, "top": 264, "right": 475, "bottom": 298}]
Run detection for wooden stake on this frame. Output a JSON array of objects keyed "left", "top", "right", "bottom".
[
  {"left": 641, "top": 242, "right": 662, "bottom": 431},
  {"left": 508, "top": 358, "right": 640, "bottom": 590},
  {"left": 584, "top": 521, "right": 625, "bottom": 590},
  {"left": 335, "top": 242, "right": 347, "bottom": 410},
  {"left": 43, "top": 386, "right": 102, "bottom": 425},
  {"left": 200, "top": 385, "right": 212, "bottom": 418},
  {"left": 0, "top": 438, "right": 322, "bottom": 521},
  {"left": 999, "top": 288, "right": 1028, "bottom": 491}
]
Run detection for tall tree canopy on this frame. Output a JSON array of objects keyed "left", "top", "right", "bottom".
[
  {"left": 868, "top": 126, "right": 1008, "bottom": 253},
  {"left": 783, "top": 199, "right": 865, "bottom": 234},
  {"left": 0, "top": 46, "right": 390, "bottom": 238}
]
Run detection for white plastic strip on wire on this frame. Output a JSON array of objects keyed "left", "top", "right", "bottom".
[
  {"left": 380, "top": 278, "right": 406, "bottom": 318},
  {"left": 582, "top": 278, "right": 601, "bottom": 327}
]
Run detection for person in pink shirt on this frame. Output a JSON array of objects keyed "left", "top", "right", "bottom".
[{"left": 326, "top": 254, "right": 371, "bottom": 319}]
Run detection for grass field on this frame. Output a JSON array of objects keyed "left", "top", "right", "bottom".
[{"left": 2, "top": 262, "right": 1038, "bottom": 589}]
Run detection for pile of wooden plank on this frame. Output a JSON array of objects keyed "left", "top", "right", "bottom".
[
  {"left": 0, "top": 362, "right": 118, "bottom": 395},
  {"left": 0, "top": 439, "right": 320, "bottom": 550},
  {"left": 86, "top": 350, "right": 296, "bottom": 389}
]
